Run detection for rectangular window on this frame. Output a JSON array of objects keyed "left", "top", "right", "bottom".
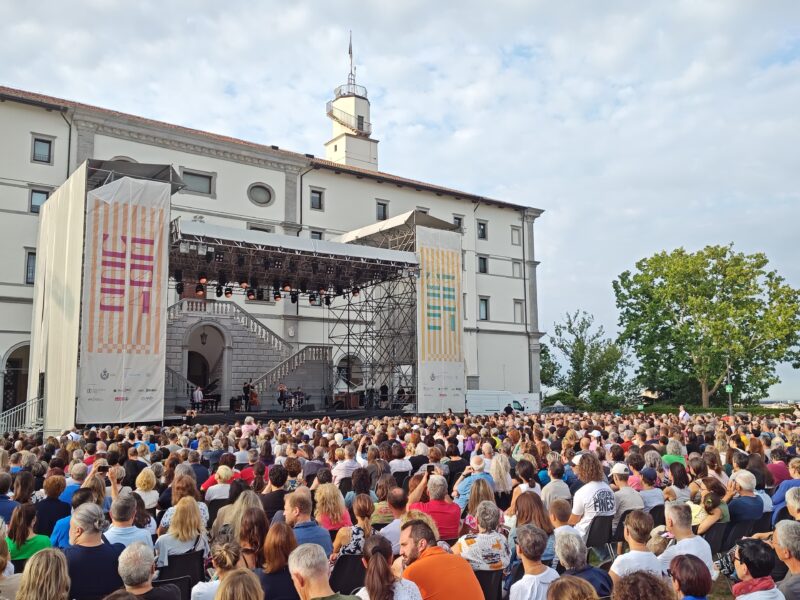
[
  {"left": 31, "top": 136, "right": 53, "bottom": 164},
  {"left": 512, "top": 260, "right": 523, "bottom": 279},
  {"left": 477, "top": 220, "right": 488, "bottom": 240},
  {"left": 30, "top": 188, "right": 50, "bottom": 214},
  {"left": 514, "top": 300, "right": 525, "bottom": 324},
  {"left": 453, "top": 215, "right": 463, "bottom": 229},
  {"left": 478, "top": 297, "right": 490, "bottom": 321},
  {"left": 376, "top": 201, "right": 388, "bottom": 221},
  {"left": 477, "top": 256, "right": 488, "bottom": 274},
  {"left": 181, "top": 169, "right": 215, "bottom": 196},
  {"left": 511, "top": 226, "right": 522, "bottom": 246},
  {"left": 310, "top": 230, "right": 323, "bottom": 240},
  {"left": 25, "top": 251, "right": 36, "bottom": 285},
  {"left": 310, "top": 189, "right": 324, "bottom": 211}
]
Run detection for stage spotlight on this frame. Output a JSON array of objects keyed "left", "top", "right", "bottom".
[
  {"left": 273, "top": 290, "right": 282, "bottom": 301},
  {"left": 214, "top": 251, "right": 225, "bottom": 262},
  {"left": 326, "top": 265, "right": 335, "bottom": 275},
  {"left": 179, "top": 242, "right": 189, "bottom": 254},
  {"left": 273, "top": 258, "right": 283, "bottom": 268},
  {"left": 224, "top": 287, "right": 233, "bottom": 298},
  {"left": 290, "top": 291, "right": 298, "bottom": 304},
  {"left": 195, "top": 283, "right": 205, "bottom": 297},
  {"left": 282, "top": 283, "right": 292, "bottom": 292},
  {"left": 237, "top": 255, "right": 245, "bottom": 267},
  {"left": 215, "top": 285, "right": 223, "bottom": 298},
  {"left": 238, "top": 274, "right": 249, "bottom": 289},
  {"left": 256, "top": 288, "right": 265, "bottom": 301},
  {"left": 246, "top": 288, "right": 256, "bottom": 300},
  {"left": 309, "top": 293, "right": 317, "bottom": 304},
  {"left": 352, "top": 286, "right": 360, "bottom": 297},
  {"left": 198, "top": 273, "right": 208, "bottom": 284},
  {"left": 324, "top": 295, "right": 331, "bottom": 306},
  {"left": 176, "top": 282, "right": 184, "bottom": 295},
  {"left": 197, "top": 243, "right": 207, "bottom": 255}
]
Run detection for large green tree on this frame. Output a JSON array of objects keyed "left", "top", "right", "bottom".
[
  {"left": 549, "top": 310, "right": 629, "bottom": 401},
  {"left": 613, "top": 244, "right": 800, "bottom": 407},
  {"left": 538, "top": 342, "right": 560, "bottom": 388}
]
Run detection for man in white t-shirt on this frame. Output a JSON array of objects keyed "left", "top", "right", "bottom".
[
  {"left": 610, "top": 463, "right": 644, "bottom": 532},
  {"left": 510, "top": 524, "right": 560, "bottom": 600},
  {"left": 657, "top": 503, "right": 718, "bottom": 580},
  {"left": 568, "top": 453, "right": 616, "bottom": 537},
  {"left": 609, "top": 509, "right": 663, "bottom": 585}
]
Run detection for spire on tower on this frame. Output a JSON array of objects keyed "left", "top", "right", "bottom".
[{"left": 348, "top": 30, "right": 356, "bottom": 85}]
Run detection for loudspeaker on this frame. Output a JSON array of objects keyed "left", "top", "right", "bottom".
[{"left": 299, "top": 404, "right": 315, "bottom": 412}]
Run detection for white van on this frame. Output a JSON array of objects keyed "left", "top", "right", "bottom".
[{"left": 465, "top": 390, "right": 540, "bottom": 415}]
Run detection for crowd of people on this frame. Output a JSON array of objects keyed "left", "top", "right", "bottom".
[{"left": 0, "top": 405, "right": 798, "bottom": 600}]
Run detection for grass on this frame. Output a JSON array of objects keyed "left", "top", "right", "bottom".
[{"left": 710, "top": 576, "right": 734, "bottom": 600}]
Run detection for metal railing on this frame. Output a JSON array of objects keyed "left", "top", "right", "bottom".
[
  {"left": 335, "top": 83, "right": 368, "bottom": 99},
  {"left": 0, "top": 396, "right": 44, "bottom": 434},
  {"left": 251, "top": 345, "right": 332, "bottom": 393},
  {"left": 326, "top": 102, "right": 372, "bottom": 136},
  {"left": 167, "top": 299, "right": 292, "bottom": 356}
]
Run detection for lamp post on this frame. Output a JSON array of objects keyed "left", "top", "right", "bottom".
[{"left": 725, "top": 359, "right": 733, "bottom": 417}]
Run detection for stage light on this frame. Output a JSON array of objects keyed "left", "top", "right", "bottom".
[
  {"left": 197, "top": 243, "right": 207, "bottom": 255},
  {"left": 273, "top": 290, "right": 282, "bottom": 301},
  {"left": 176, "top": 282, "right": 184, "bottom": 295},
  {"left": 326, "top": 265, "right": 335, "bottom": 275},
  {"left": 239, "top": 274, "right": 249, "bottom": 289},
  {"left": 195, "top": 284, "right": 205, "bottom": 297},
  {"left": 290, "top": 291, "right": 298, "bottom": 304},
  {"left": 273, "top": 259, "right": 283, "bottom": 268},
  {"left": 224, "top": 287, "right": 233, "bottom": 298},
  {"left": 256, "top": 288, "right": 264, "bottom": 301},
  {"left": 179, "top": 242, "right": 189, "bottom": 254},
  {"left": 198, "top": 273, "right": 208, "bottom": 284},
  {"left": 215, "top": 285, "right": 223, "bottom": 298},
  {"left": 352, "top": 286, "right": 360, "bottom": 297},
  {"left": 214, "top": 252, "right": 225, "bottom": 263},
  {"left": 282, "top": 283, "right": 292, "bottom": 292},
  {"left": 324, "top": 295, "right": 331, "bottom": 306},
  {"left": 246, "top": 288, "right": 256, "bottom": 301},
  {"left": 309, "top": 293, "right": 317, "bottom": 304}
]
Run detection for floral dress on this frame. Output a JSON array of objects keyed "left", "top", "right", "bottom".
[{"left": 340, "top": 525, "right": 367, "bottom": 555}]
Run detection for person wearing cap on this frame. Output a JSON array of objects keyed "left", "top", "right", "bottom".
[
  {"left": 452, "top": 455, "right": 495, "bottom": 511},
  {"left": 611, "top": 462, "right": 644, "bottom": 532},
  {"left": 638, "top": 467, "right": 666, "bottom": 514}
]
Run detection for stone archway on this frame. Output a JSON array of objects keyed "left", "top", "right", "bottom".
[
  {"left": 182, "top": 320, "right": 232, "bottom": 405},
  {"left": 2, "top": 342, "right": 30, "bottom": 411}
]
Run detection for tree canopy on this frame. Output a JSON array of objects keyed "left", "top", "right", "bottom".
[{"left": 613, "top": 244, "right": 800, "bottom": 407}]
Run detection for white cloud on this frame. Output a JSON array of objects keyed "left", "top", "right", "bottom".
[{"left": 2, "top": 0, "right": 799, "bottom": 399}]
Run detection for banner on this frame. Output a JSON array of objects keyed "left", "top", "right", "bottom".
[
  {"left": 416, "top": 226, "right": 466, "bottom": 412},
  {"left": 77, "top": 177, "right": 170, "bottom": 423}
]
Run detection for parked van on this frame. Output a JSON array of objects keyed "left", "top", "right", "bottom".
[{"left": 465, "top": 390, "right": 540, "bottom": 415}]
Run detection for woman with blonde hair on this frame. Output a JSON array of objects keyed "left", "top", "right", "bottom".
[
  {"left": 16, "top": 547, "right": 70, "bottom": 600},
  {"left": 463, "top": 478, "right": 497, "bottom": 534},
  {"left": 332, "top": 494, "right": 375, "bottom": 559},
  {"left": 313, "top": 483, "right": 352, "bottom": 530},
  {"left": 211, "top": 488, "right": 262, "bottom": 540},
  {"left": 158, "top": 474, "right": 209, "bottom": 531},
  {"left": 215, "top": 568, "right": 263, "bottom": 600},
  {"left": 189, "top": 541, "right": 241, "bottom": 600},
  {"left": 133, "top": 467, "right": 159, "bottom": 509},
  {"left": 205, "top": 465, "right": 233, "bottom": 501},
  {"left": 154, "top": 497, "right": 209, "bottom": 568},
  {"left": 0, "top": 537, "right": 22, "bottom": 598}
]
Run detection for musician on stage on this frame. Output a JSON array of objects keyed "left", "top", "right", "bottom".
[
  {"left": 293, "top": 386, "right": 305, "bottom": 409},
  {"left": 191, "top": 386, "right": 204, "bottom": 412},
  {"left": 277, "top": 383, "right": 288, "bottom": 411},
  {"left": 242, "top": 380, "right": 251, "bottom": 412}
]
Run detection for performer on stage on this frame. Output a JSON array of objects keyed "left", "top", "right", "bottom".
[
  {"left": 277, "top": 383, "right": 288, "bottom": 411},
  {"left": 249, "top": 382, "right": 259, "bottom": 411},
  {"left": 192, "top": 386, "right": 204, "bottom": 412},
  {"left": 242, "top": 380, "right": 251, "bottom": 412}
]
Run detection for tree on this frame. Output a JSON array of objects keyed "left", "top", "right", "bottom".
[
  {"left": 549, "top": 310, "right": 629, "bottom": 401},
  {"left": 539, "top": 342, "right": 560, "bottom": 388},
  {"left": 613, "top": 244, "right": 800, "bottom": 408}
]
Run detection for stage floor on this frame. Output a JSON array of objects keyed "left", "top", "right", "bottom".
[{"left": 165, "top": 408, "right": 406, "bottom": 426}]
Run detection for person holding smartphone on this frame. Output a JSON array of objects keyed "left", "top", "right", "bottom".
[{"left": 407, "top": 467, "right": 461, "bottom": 541}]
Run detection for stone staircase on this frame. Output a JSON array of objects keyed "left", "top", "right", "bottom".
[{"left": 251, "top": 345, "right": 332, "bottom": 410}]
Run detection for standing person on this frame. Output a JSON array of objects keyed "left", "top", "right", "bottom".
[
  {"left": 510, "top": 524, "right": 560, "bottom": 600},
  {"left": 356, "top": 535, "right": 422, "bottom": 600},
  {"left": 192, "top": 386, "right": 204, "bottom": 412},
  {"left": 679, "top": 405, "right": 690, "bottom": 423},
  {"left": 243, "top": 380, "right": 251, "bottom": 413}
]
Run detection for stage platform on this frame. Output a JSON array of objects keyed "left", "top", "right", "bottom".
[{"left": 165, "top": 408, "right": 406, "bottom": 426}]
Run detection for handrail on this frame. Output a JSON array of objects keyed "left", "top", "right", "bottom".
[
  {"left": 165, "top": 366, "right": 195, "bottom": 392},
  {"left": 0, "top": 396, "right": 44, "bottom": 434},
  {"left": 167, "top": 299, "right": 292, "bottom": 356},
  {"left": 326, "top": 102, "right": 372, "bottom": 136},
  {"left": 334, "top": 83, "right": 368, "bottom": 99},
  {"left": 251, "top": 345, "right": 332, "bottom": 393}
]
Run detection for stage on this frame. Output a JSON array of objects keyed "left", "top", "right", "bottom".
[{"left": 166, "top": 408, "right": 407, "bottom": 426}]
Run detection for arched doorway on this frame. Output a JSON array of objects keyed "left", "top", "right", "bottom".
[
  {"left": 2, "top": 343, "right": 30, "bottom": 411},
  {"left": 187, "top": 352, "right": 209, "bottom": 388},
  {"left": 336, "top": 354, "right": 364, "bottom": 390},
  {"left": 184, "top": 322, "right": 228, "bottom": 402}
]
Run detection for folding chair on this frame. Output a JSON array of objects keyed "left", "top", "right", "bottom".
[
  {"left": 329, "top": 554, "right": 367, "bottom": 595},
  {"left": 752, "top": 511, "right": 773, "bottom": 535},
  {"left": 157, "top": 549, "right": 206, "bottom": 587},
  {"left": 719, "top": 520, "right": 756, "bottom": 557},
  {"left": 649, "top": 504, "right": 666, "bottom": 528},
  {"left": 702, "top": 521, "right": 727, "bottom": 556},
  {"left": 474, "top": 569, "right": 503, "bottom": 600},
  {"left": 584, "top": 514, "right": 614, "bottom": 558},
  {"left": 153, "top": 576, "right": 191, "bottom": 600}
]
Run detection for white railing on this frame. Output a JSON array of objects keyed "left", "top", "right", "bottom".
[
  {"left": 0, "top": 396, "right": 44, "bottom": 434},
  {"left": 252, "top": 345, "right": 332, "bottom": 394},
  {"left": 167, "top": 299, "right": 292, "bottom": 356},
  {"left": 335, "top": 83, "right": 368, "bottom": 99},
  {"left": 326, "top": 102, "right": 372, "bottom": 136}
]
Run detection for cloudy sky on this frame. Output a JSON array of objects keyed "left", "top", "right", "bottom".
[{"left": 2, "top": 1, "right": 798, "bottom": 399}]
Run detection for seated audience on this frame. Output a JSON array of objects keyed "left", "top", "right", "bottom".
[
  {"left": 216, "top": 568, "right": 264, "bottom": 600},
  {"left": 609, "top": 510, "right": 663, "bottom": 584},
  {"left": 16, "top": 547, "right": 71, "bottom": 600},
  {"left": 190, "top": 541, "right": 241, "bottom": 600},
  {"left": 657, "top": 503, "right": 717, "bottom": 579},
  {"left": 153, "top": 497, "right": 210, "bottom": 568},
  {"left": 510, "top": 524, "right": 560, "bottom": 600},
  {"left": 314, "top": 483, "right": 353, "bottom": 531},
  {"left": 408, "top": 473, "right": 461, "bottom": 540},
  {"left": 284, "top": 488, "right": 333, "bottom": 555},
  {"left": 118, "top": 541, "right": 179, "bottom": 599},
  {"left": 357, "top": 535, "right": 422, "bottom": 600},
  {"left": 260, "top": 464, "right": 290, "bottom": 521},
  {"left": 554, "top": 533, "right": 612, "bottom": 597},
  {"left": 545, "top": 575, "right": 598, "bottom": 600},
  {"left": 669, "top": 554, "right": 713, "bottom": 600},
  {"left": 289, "top": 543, "right": 360, "bottom": 600},
  {"left": 104, "top": 494, "right": 154, "bottom": 549},
  {"left": 612, "top": 571, "right": 673, "bottom": 600},
  {"left": 333, "top": 493, "right": 376, "bottom": 558},
  {"left": 732, "top": 538, "right": 784, "bottom": 599},
  {"left": 725, "top": 470, "right": 764, "bottom": 523},
  {"left": 569, "top": 453, "right": 616, "bottom": 537},
  {"left": 0, "top": 538, "right": 21, "bottom": 599},
  {"left": 34, "top": 474, "right": 71, "bottom": 536},
  {"left": 255, "top": 522, "right": 300, "bottom": 600},
  {"left": 548, "top": 498, "right": 580, "bottom": 538},
  {"left": 7, "top": 503, "right": 50, "bottom": 560},
  {"left": 453, "top": 500, "right": 510, "bottom": 571}
]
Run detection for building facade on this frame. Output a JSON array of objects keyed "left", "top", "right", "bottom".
[{"left": 0, "top": 75, "right": 543, "bottom": 412}]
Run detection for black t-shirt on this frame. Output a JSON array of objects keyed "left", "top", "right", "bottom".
[
  {"left": 255, "top": 566, "right": 300, "bottom": 600},
  {"left": 65, "top": 542, "right": 125, "bottom": 600},
  {"left": 139, "top": 584, "right": 180, "bottom": 599},
  {"left": 34, "top": 496, "right": 71, "bottom": 536},
  {"left": 260, "top": 489, "right": 288, "bottom": 520}
]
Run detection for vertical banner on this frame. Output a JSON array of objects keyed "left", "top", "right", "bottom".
[
  {"left": 77, "top": 177, "right": 170, "bottom": 423},
  {"left": 416, "top": 226, "right": 466, "bottom": 413}
]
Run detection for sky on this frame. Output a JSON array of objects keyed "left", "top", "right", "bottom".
[{"left": 2, "top": 1, "right": 798, "bottom": 399}]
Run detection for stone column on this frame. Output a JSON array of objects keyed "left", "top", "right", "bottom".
[{"left": 524, "top": 208, "right": 544, "bottom": 395}]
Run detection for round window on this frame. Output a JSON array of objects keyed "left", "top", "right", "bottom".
[{"left": 247, "top": 183, "right": 274, "bottom": 206}]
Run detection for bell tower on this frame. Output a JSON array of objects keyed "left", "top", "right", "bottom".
[{"left": 324, "top": 33, "right": 379, "bottom": 171}]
